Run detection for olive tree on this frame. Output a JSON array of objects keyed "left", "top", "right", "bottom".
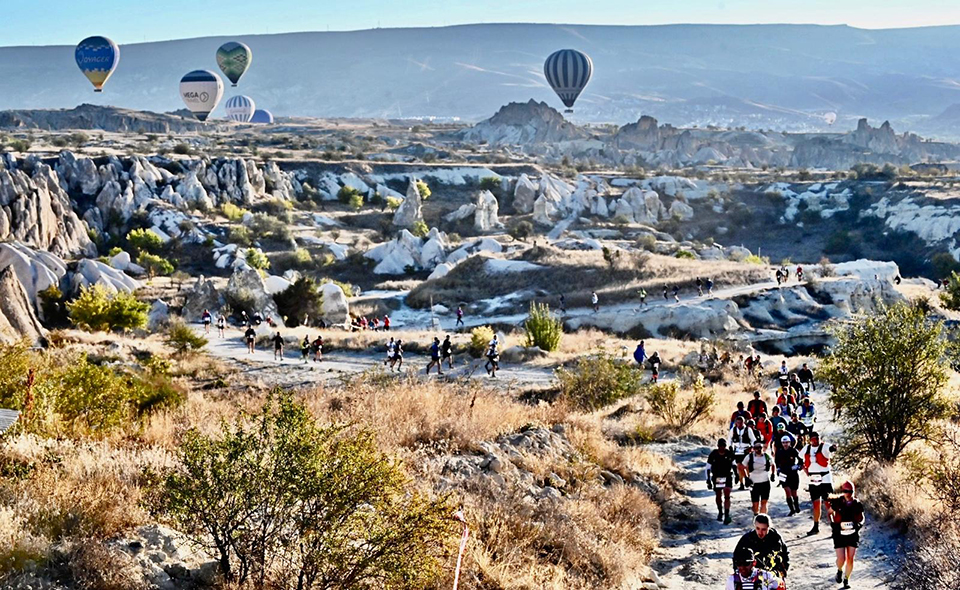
[{"left": 821, "top": 302, "right": 950, "bottom": 465}]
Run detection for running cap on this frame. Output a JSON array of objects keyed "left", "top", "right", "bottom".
[
  {"left": 809, "top": 431, "right": 820, "bottom": 438},
  {"left": 753, "top": 441, "right": 763, "bottom": 449},
  {"left": 841, "top": 481, "right": 855, "bottom": 494}
]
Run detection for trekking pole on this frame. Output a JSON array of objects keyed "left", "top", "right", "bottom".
[{"left": 452, "top": 506, "right": 469, "bottom": 590}]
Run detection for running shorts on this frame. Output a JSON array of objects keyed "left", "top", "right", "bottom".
[
  {"left": 750, "top": 481, "right": 771, "bottom": 502},
  {"left": 832, "top": 524, "right": 860, "bottom": 549},
  {"left": 809, "top": 482, "right": 833, "bottom": 501}
]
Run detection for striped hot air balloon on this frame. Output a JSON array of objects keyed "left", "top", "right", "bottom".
[
  {"left": 543, "top": 49, "right": 593, "bottom": 114},
  {"left": 251, "top": 109, "right": 274, "bottom": 124},
  {"left": 75, "top": 36, "right": 120, "bottom": 92},
  {"left": 216, "top": 41, "right": 253, "bottom": 86},
  {"left": 179, "top": 70, "right": 224, "bottom": 122},
  {"left": 225, "top": 95, "right": 256, "bottom": 122}
]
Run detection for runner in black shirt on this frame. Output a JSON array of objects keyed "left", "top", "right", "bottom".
[{"left": 707, "top": 439, "right": 735, "bottom": 524}]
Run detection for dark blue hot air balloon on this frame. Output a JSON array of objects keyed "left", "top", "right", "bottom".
[
  {"left": 251, "top": 109, "right": 274, "bottom": 124},
  {"left": 75, "top": 36, "right": 120, "bottom": 92},
  {"left": 543, "top": 49, "right": 593, "bottom": 113}
]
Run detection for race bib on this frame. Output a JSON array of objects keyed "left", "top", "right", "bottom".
[
  {"left": 840, "top": 521, "right": 856, "bottom": 535},
  {"left": 734, "top": 443, "right": 748, "bottom": 453},
  {"left": 808, "top": 474, "right": 823, "bottom": 485},
  {"left": 778, "top": 473, "right": 788, "bottom": 482},
  {"left": 714, "top": 477, "right": 728, "bottom": 486}
]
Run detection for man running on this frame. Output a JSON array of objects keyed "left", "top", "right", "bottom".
[
  {"left": 441, "top": 335, "right": 454, "bottom": 369},
  {"left": 769, "top": 406, "right": 787, "bottom": 433},
  {"left": 244, "top": 325, "right": 256, "bottom": 354},
  {"left": 730, "top": 416, "right": 757, "bottom": 490},
  {"left": 559, "top": 294, "right": 566, "bottom": 313},
  {"left": 425, "top": 337, "right": 444, "bottom": 375},
  {"left": 312, "top": 335, "right": 323, "bottom": 362},
  {"left": 384, "top": 337, "right": 395, "bottom": 366},
  {"left": 788, "top": 373, "right": 806, "bottom": 399},
  {"left": 216, "top": 314, "right": 226, "bottom": 338},
  {"left": 591, "top": 291, "right": 599, "bottom": 313},
  {"left": 797, "top": 362, "right": 815, "bottom": 391},
  {"left": 742, "top": 442, "right": 773, "bottom": 515},
  {"left": 272, "top": 331, "right": 284, "bottom": 361},
  {"left": 733, "top": 514, "right": 790, "bottom": 582},
  {"left": 633, "top": 341, "right": 646, "bottom": 367},
  {"left": 786, "top": 413, "right": 809, "bottom": 447},
  {"left": 456, "top": 305, "right": 464, "bottom": 328},
  {"left": 707, "top": 439, "right": 735, "bottom": 524},
  {"left": 828, "top": 480, "right": 865, "bottom": 589},
  {"left": 706, "top": 278, "right": 714, "bottom": 295},
  {"left": 485, "top": 335, "right": 500, "bottom": 377},
  {"left": 383, "top": 315, "right": 391, "bottom": 331},
  {"left": 201, "top": 309, "right": 212, "bottom": 334},
  {"left": 300, "top": 336, "right": 311, "bottom": 363},
  {"left": 778, "top": 361, "right": 789, "bottom": 389},
  {"left": 672, "top": 285, "right": 680, "bottom": 302},
  {"left": 774, "top": 433, "right": 802, "bottom": 515},
  {"left": 648, "top": 351, "right": 661, "bottom": 383},
  {"left": 801, "top": 431, "right": 837, "bottom": 536},
  {"left": 726, "top": 548, "right": 783, "bottom": 590},
  {"left": 730, "top": 401, "right": 752, "bottom": 429},
  {"left": 389, "top": 339, "right": 404, "bottom": 372},
  {"left": 747, "top": 390, "right": 767, "bottom": 418},
  {"left": 638, "top": 288, "right": 647, "bottom": 306},
  {"left": 755, "top": 414, "right": 773, "bottom": 450},
  {"left": 799, "top": 397, "right": 817, "bottom": 430},
  {"left": 696, "top": 276, "right": 703, "bottom": 296}
]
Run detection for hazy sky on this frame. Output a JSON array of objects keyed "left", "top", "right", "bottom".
[{"left": 2, "top": 0, "right": 957, "bottom": 46}]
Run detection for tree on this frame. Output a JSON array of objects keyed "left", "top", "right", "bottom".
[
  {"left": 273, "top": 277, "right": 323, "bottom": 327},
  {"left": 820, "top": 303, "right": 951, "bottom": 464},
  {"left": 137, "top": 252, "right": 174, "bottom": 278},
  {"left": 941, "top": 271, "right": 960, "bottom": 311},
  {"left": 556, "top": 349, "right": 643, "bottom": 411},
  {"left": 509, "top": 221, "right": 533, "bottom": 241},
  {"left": 163, "top": 393, "right": 453, "bottom": 588},
  {"left": 337, "top": 185, "right": 362, "bottom": 205},
  {"left": 165, "top": 319, "right": 208, "bottom": 355},
  {"left": 523, "top": 302, "right": 562, "bottom": 352},
  {"left": 126, "top": 228, "right": 164, "bottom": 255},
  {"left": 67, "top": 285, "right": 148, "bottom": 332},
  {"left": 932, "top": 252, "right": 960, "bottom": 280},
  {"left": 416, "top": 180, "right": 431, "bottom": 200}
]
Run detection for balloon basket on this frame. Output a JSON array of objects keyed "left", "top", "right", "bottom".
[
  {"left": 94, "top": 89, "right": 102, "bottom": 93},
  {"left": 232, "top": 84, "right": 237, "bottom": 87},
  {"left": 564, "top": 109, "right": 573, "bottom": 114}
]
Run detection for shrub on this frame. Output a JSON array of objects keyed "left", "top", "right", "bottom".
[
  {"left": 162, "top": 393, "right": 453, "bottom": 587},
  {"left": 674, "top": 249, "right": 695, "bottom": 260},
  {"left": 941, "top": 272, "right": 960, "bottom": 311},
  {"left": 221, "top": 202, "right": 249, "bottom": 222},
  {"left": 416, "top": 180, "right": 431, "bottom": 200},
  {"left": 273, "top": 277, "right": 323, "bottom": 327},
  {"left": 337, "top": 185, "right": 362, "bottom": 205},
  {"left": 825, "top": 230, "right": 856, "bottom": 256},
  {"left": 821, "top": 303, "right": 951, "bottom": 465},
  {"left": 347, "top": 193, "right": 364, "bottom": 211},
  {"left": 556, "top": 350, "right": 643, "bottom": 411},
  {"left": 173, "top": 143, "right": 193, "bottom": 155},
  {"left": 743, "top": 254, "right": 768, "bottom": 265},
  {"left": 411, "top": 220, "right": 429, "bottom": 238},
  {"left": 136, "top": 252, "right": 174, "bottom": 277},
  {"left": 165, "top": 319, "right": 208, "bottom": 354},
  {"left": 245, "top": 248, "right": 270, "bottom": 270},
  {"left": 126, "top": 228, "right": 163, "bottom": 255},
  {"left": 479, "top": 176, "right": 501, "bottom": 192},
  {"left": 385, "top": 196, "right": 402, "bottom": 211},
  {"left": 38, "top": 285, "right": 68, "bottom": 326},
  {"left": 249, "top": 213, "right": 292, "bottom": 243},
  {"left": 509, "top": 220, "right": 534, "bottom": 241},
  {"left": 469, "top": 326, "right": 495, "bottom": 358},
  {"left": 228, "top": 225, "right": 254, "bottom": 246},
  {"left": 67, "top": 285, "right": 148, "bottom": 332},
  {"left": 932, "top": 252, "right": 960, "bottom": 280},
  {"left": 636, "top": 234, "right": 657, "bottom": 252},
  {"left": 644, "top": 378, "right": 715, "bottom": 433},
  {"left": 523, "top": 302, "right": 562, "bottom": 352}
]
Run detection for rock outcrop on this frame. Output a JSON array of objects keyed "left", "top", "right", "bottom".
[
  {"left": 226, "top": 267, "right": 283, "bottom": 326},
  {"left": 392, "top": 178, "right": 424, "bottom": 228},
  {"left": 182, "top": 278, "right": 224, "bottom": 322},
  {"left": 460, "top": 100, "right": 589, "bottom": 146},
  {"left": 0, "top": 266, "right": 45, "bottom": 345},
  {"left": 0, "top": 241, "right": 67, "bottom": 303},
  {"left": 320, "top": 282, "right": 350, "bottom": 328},
  {"left": 474, "top": 190, "right": 502, "bottom": 231}
]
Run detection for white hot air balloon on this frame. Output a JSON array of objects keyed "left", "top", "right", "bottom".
[
  {"left": 225, "top": 95, "right": 256, "bottom": 122},
  {"left": 179, "top": 70, "right": 224, "bottom": 122},
  {"left": 824, "top": 112, "right": 837, "bottom": 125}
]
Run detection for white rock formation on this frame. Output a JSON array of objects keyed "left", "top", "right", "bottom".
[
  {"left": 444, "top": 203, "right": 476, "bottom": 223},
  {"left": 68, "top": 259, "right": 141, "bottom": 295},
  {"left": 0, "top": 266, "right": 46, "bottom": 345},
  {"left": 320, "top": 282, "right": 349, "bottom": 327},
  {"left": 668, "top": 199, "right": 695, "bottom": 221},
  {"left": 474, "top": 190, "right": 502, "bottom": 231},
  {"left": 513, "top": 174, "right": 539, "bottom": 213},
  {"left": 0, "top": 241, "right": 67, "bottom": 303},
  {"left": 392, "top": 178, "right": 423, "bottom": 228},
  {"left": 225, "top": 267, "right": 283, "bottom": 326}
]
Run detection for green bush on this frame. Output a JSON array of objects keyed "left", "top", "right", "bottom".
[
  {"left": 523, "top": 302, "right": 562, "bottom": 352},
  {"left": 385, "top": 196, "right": 402, "bottom": 211},
  {"left": 228, "top": 225, "right": 254, "bottom": 246},
  {"left": 67, "top": 285, "right": 148, "bottom": 332},
  {"left": 347, "top": 193, "right": 364, "bottom": 211},
  {"left": 411, "top": 220, "right": 429, "bottom": 238},
  {"left": 932, "top": 252, "right": 960, "bottom": 280},
  {"left": 509, "top": 221, "right": 534, "bottom": 241},
  {"left": 126, "top": 228, "right": 163, "bottom": 255},
  {"left": 479, "top": 176, "right": 501, "bottom": 192},
  {"left": 245, "top": 248, "right": 270, "bottom": 270},
  {"left": 166, "top": 319, "right": 208, "bottom": 354},
  {"left": 743, "top": 254, "right": 768, "bottom": 265},
  {"left": 337, "top": 185, "right": 362, "bottom": 205},
  {"left": 674, "top": 250, "right": 695, "bottom": 259},
  {"left": 556, "top": 349, "right": 643, "bottom": 411},
  {"left": 644, "top": 377, "right": 715, "bottom": 433},
  {"left": 416, "top": 180, "right": 431, "bottom": 200},
  {"left": 249, "top": 213, "right": 292, "bottom": 243},
  {"left": 274, "top": 277, "right": 323, "bottom": 327},
  {"left": 162, "top": 393, "right": 452, "bottom": 587},
  {"left": 469, "top": 326, "right": 495, "bottom": 358},
  {"left": 137, "top": 252, "right": 174, "bottom": 277},
  {"left": 221, "top": 202, "right": 250, "bottom": 222}
]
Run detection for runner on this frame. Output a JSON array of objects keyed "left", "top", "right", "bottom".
[
  {"left": 801, "top": 431, "right": 837, "bottom": 536},
  {"left": 648, "top": 351, "right": 661, "bottom": 383},
  {"left": 456, "top": 305, "right": 465, "bottom": 328},
  {"left": 733, "top": 514, "right": 790, "bottom": 581},
  {"left": 312, "top": 335, "right": 323, "bottom": 362},
  {"left": 201, "top": 309, "right": 212, "bottom": 334},
  {"left": 769, "top": 406, "right": 787, "bottom": 433},
  {"left": 797, "top": 362, "right": 815, "bottom": 392},
  {"left": 726, "top": 548, "right": 783, "bottom": 590},
  {"left": 786, "top": 413, "right": 809, "bottom": 447},
  {"left": 774, "top": 423, "right": 796, "bottom": 449},
  {"left": 799, "top": 397, "right": 817, "bottom": 429},
  {"left": 706, "top": 278, "right": 714, "bottom": 295},
  {"left": 633, "top": 341, "right": 646, "bottom": 367},
  {"left": 707, "top": 438, "right": 735, "bottom": 524},
  {"left": 272, "top": 331, "right": 284, "bottom": 361},
  {"left": 662, "top": 286, "right": 669, "bottom": 301},
  {"left": 425, "top": 337, "right": 444, "bottom": 375},
  {"left": 300, "top": 336, "right": 310, "bottom": 363},
  {"left": 796, "top": 265, "right": 804, "bottom": 281},
  {"left": 559, "top": 294, "right": 566, "bottom": 313},
  {"left": 696, "top": 276, "right": 703, "bottom": 296},
  {"left": 755, "top": 414, "right": 773, "bottom": 450},
  {"left": 775, "top": 388, "right": 796, "bottom": 418},
  {"left": 788, "top": 373, "right": 806, "bottom": 399},
  {"left": 774, "top": 433, "right": 803, "bottom": 515},
  {"left": 638, "top": 288, "right": 647, "bottom": 306},
  {"left": 441, "top": 335, "right": 454, "bottom": 369},
  {"left": 730, "top": 401, "right": 752, "bottom": 429},
  {"left": 672, "top": 285, "right": 680, "bottom": 302},
  {"left": 742, "top": 442, "right": 774, "bottom": 515},
  {"left": 747, "top": 390, "right": 768, "bottom": 418},
  {"left": 828, "top": 480, "right": 865, "bottom": 589},
  {"left": 384, "top": 337, "right": 395, "bottom": 366},
  {"left": 383, "top": 315, "right": 391, "bottom": 331},
  {"left": 591, "top": 291, "right": 599, "bottom": 313},
  {"left": 390, "top": 339, "right": 404, "bottom": 372},
  {"left": 730, "top": 416, "right": 757, "bottom": 490},
  {"left": 216, "top": 314, "right": 226, "bottom": 338},
  {"left": 244, "top": 324, "right": 256, "bottom": 354},
  {"left": 778, "top": 361, "right": 789, "bottom": 389},
  {"left": 485, "top": 335, "right": 500, "bottom": 377}
]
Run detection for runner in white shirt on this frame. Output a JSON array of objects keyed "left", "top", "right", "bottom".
[{"left": 800, "top": 431, "right": 836, "bottom": 536}]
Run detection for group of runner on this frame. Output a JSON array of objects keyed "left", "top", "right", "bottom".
[
  {"left": 775, "top": 265, "right": 804, "bottom": 285},
  {"left": 711, "top": 363, "right": 865, "bottom": 589}
]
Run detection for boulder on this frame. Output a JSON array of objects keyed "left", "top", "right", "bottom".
[
  {"left": 320, "top": 282, "right": 350, "bottom": 327},
  {"left": 0, "top": 266, "right": 45, "bottom": 345},
  {"left": 67, "top": 259, "right": 141, "bottom": 295},
  {"left": 392, "top": 178, "right": 424, "bottom": 228},
  {"left": 443, "top": 203, "right": 476, "bottom": 223},
  {"left": 182, "top": 278, "right": 223, "bottom": 322},
  {"left": 225, "top": 267, "right": 283, "bottom": 326},
  {"left": 726, "top": 246, "right": 753, "bottom": 262},
  {"left": 513, "top": 173, "right": 539, "bottom": 213},
  {"left": 500, "top": 345, "right": 549, "bottom": 363},
  {"left": 147, "top": 300, "right": 170, "bottom": 330},
  {"left": 109, "top": 250, "right": 132, "bottom": 271},
  {"left": 613, "top": 187, "right": 662, "bottom": 224},
  {"left": 832, "top": 259, "right": 900, "bottom": 281},
  {"left": 364, "top": 230, "right": 423, "bottom": 275},
  {"left": 474, "top": 190, "right": 503, "bottom": 231},
  {"left": 533, "top": 193, "right": 560, "bottom": 226},
  {"left": 428, "top": 262, "right": 454, "bottom": 281},
  {"left": 263, "top": 275, "right": 293, "bottom": 295},
  {"left": 0, "top": 241, "right": 67, "bottom": 303},
  {"left": 668, "top": 199, "right": 695, "bottom": 221}
]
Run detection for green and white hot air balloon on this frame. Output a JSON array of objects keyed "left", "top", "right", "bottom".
[{"left": 216, "top": 41, "right": 252, "bottom": 87}]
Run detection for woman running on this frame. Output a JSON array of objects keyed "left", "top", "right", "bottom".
[{"left": 828, "top": 480, "right": 865, "bottom": 589}]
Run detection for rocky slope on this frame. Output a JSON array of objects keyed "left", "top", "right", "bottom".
[
  {"left": 459, "top": 100, "right": 590, "bottom": 145},
  {"left": 0, "top": 265, "right": 45, "bottom": 345},
  {"left": 0, "top": 104, "right": 210, "bottom": 133}
]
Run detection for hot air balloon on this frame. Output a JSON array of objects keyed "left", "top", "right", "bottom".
[
  {"left": 75, "top": 36, "right": 120, "bottom": 92},
  {"left": 251, "top": 109, "right": 274, "bottom": 124},
  {"left": 179, "top": 70, "right": 224, "bottom": 122},
  {"left": 225, "top": 95, "right": 256, "bottom": 122},
  {"left": 824, "top": 112, "right": 837, "bottom": 125},
  {"left": 216, "top": 42, "right": 253, "bottom": 86},
  {"left": 543, "top": 49, "right": 593, "bottom": 113}
]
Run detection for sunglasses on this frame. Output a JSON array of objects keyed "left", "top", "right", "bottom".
[{"left": 842, "top": 489, "right": 853, "bottom": 494}]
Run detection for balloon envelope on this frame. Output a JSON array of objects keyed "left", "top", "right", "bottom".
[
  {"left": 544, "top": 49, "right": 593, "bottom": 112},
  {"left": 216, "top": 42, "right": 253, "bottom": 86},
  {"left": 75, "top": 36, "right": 119, "bottom": 92},
  {"left": 225, "top": 95, "right": 256, "bottom": 122},
  {"left": 179, "top": 70, "right": 224, "bottom": 122},
  {"left": 251, "top": 109, "right": 274, "bottom": 124},
  {"left": 824, "top": 112, "right": 837, "bottom": 125}
]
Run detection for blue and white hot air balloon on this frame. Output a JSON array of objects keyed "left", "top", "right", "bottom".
[
  {"left": 179, "top": 70, "right": 224, "bottom": 122},
  {"left": 225, "top": 95, "right": 256, "bottom": 122},
  {"left": 543, "top": 49, "right": 593, "bottom": 113},
  {"left": 75, "top": 36, "right": 120, "bottom": 92},
  {"left": 251, "top": 109, "right": 274, "bottom": 124}
]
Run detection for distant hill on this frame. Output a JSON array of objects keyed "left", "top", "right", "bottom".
[
  {"left": 0, "top": 104, "right": 210, "bottom": 133},
  {"left": 4, "top": 24, "right": 960, "bottom": 134}
]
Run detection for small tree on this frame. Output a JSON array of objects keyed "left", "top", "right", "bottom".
[
  {"left": 509, "top": 221, "right": 533, "bottom": 241},
  {"left": 821, "top": 303, "right": 951, "bottom": 464},
  {"left": 411, "top": 220, "right": 429, "bottom": 238},
  {"left": 126, "top": 228, "right": 164, "bottom": 255},
  {"left": 469, "top": 326, "right": 494, "bottom": 358},
  {"left": 416, "top": 180, "right": 431, "bottom": 200},
  {"left": 523, "top": 302, "right": 562, "bottom": 352},
  {"left": 166, "top": 319, "right": 208, "bottom": 355},
  {"left": 645, "top": 377, "right": 715, "bottom": 433},
  {"left": 941, "top": 272, "right": 960, "bottom": 310},
  {"left": 245, "top": 248, "right": 270, "bottom": 271},
  {"left": 273, "top": 277, "right": 323, "bottom": 327},
  {"left": 385, "top": 196, "right": 402, "bottom": 211},
  {"left": 67, "top": 285, "right": 148, "bottom": 332},
  {"left": 137, "top": 252, "right": 174, "bottom": 278},
  {"left": 337, "top": 185, "right": 362, "bottom": 205},
  {"left": 556, "top": 350, "right": 643, "bottom": 411}
]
